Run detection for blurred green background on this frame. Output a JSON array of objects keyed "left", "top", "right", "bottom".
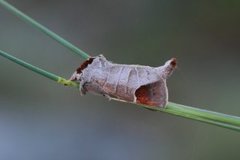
[{"left": 0, "top": 0, "right": 240, "bottom": 159}]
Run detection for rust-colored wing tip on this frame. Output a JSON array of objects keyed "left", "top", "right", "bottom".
[{"left": 170, "top": 58, "right": 177, "bottom": 68}]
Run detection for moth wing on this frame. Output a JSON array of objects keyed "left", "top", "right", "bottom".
[{"left": 135, "top": 79, "right": 168, "bottom": 107}]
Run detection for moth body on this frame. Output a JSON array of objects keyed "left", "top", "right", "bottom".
[{"left": 70, "top": 55, "right": 176, "bottom": 108}]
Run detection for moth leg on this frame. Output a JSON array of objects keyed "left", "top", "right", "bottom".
[
  {"left": 79, "top": 82, "right": 87, "bottom": 95},
  {"left": 143, "top": 107, "right": 157, "bottom": 111},
  {"left": 103, "top": 94, "right": 112, "bottom": 101}
]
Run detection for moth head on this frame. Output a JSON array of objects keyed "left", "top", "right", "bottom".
[
  {"left": 69, "top": 57, "right": 95, "bottom": 81},
  {"left": 69, "top": 71, "right": 80, "bottom": 81}
]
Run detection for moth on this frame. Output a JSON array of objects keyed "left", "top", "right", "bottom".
[{"left": 70, "top": 55, "right": 176, "bottom": 108}]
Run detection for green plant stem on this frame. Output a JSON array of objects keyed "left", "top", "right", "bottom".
[
  {"left": 0, "top": 49, "right": 78, "bottom": 87},
  {"left": 0, "top": 0, "right": 90, "bottom": 59},
  {"left": 1, "top": 49, "right": 240, "bottom": 131},
  {"left": 143, "top": 103, "right": 240, "bottom": 131}
]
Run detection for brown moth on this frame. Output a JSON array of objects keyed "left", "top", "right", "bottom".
[{"left": 69, "top": 55, "right": 176, "bottom": 108}]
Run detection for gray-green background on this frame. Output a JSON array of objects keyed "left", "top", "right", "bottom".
[{"left": 0, "top": 0, "right": 240, "bottom": 159}]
